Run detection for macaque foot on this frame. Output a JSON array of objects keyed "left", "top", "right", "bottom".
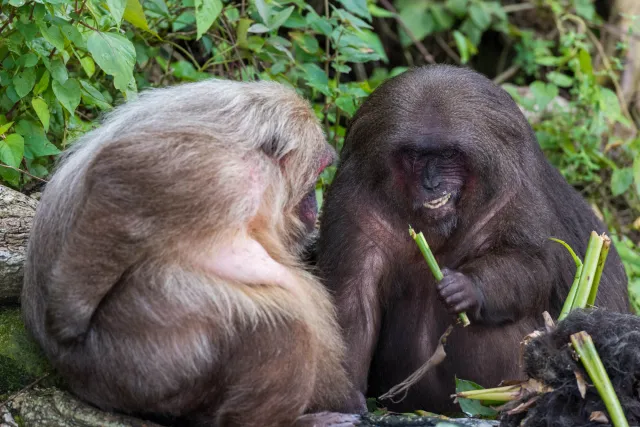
[{"left": 295, "top": 412, "right": 361, "bottom": 427}]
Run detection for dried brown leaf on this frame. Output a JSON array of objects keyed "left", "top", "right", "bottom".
[
  {"left": 574, "top": 370, "right": 588, "bottom": 398},
  {"left": 589, "top": 411, "right": 609, "bottom": 423}
]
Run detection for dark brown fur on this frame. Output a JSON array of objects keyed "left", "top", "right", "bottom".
[
  {"left": 22, "top": 80, "right": 359, "bottom": 426},
  {"left": 316, "top": 65, "right": 629, "bottom": 414}
]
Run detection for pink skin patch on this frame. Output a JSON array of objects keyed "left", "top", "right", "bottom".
[{"left": 196, "top": 231, "right": 297, "bottom": 291}]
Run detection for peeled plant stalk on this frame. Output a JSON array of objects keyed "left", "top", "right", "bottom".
[
  {"left": 570, "top": 331, "right": 629, "bottom": 427},
  {"left": 552, "top": 237, "right": 584, "bottom": 321},
  {"left": 409, "top": 226, "right": 470, "bottom": 327},
  {"left": 587, "top": 235, "right": 611, "bottom": 307},
  {"left": 572, "top": 231, "right": 605, "bottom": 310},
  {"left": 556, "top": 231, "right": 610, "bottom": 321}
]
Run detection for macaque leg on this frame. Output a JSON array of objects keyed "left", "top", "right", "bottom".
[{"left": 201, "top": 321, "right": 336, "bottom": 427}]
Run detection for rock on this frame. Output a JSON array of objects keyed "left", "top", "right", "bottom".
[
  {"left": 1, "top": 405, "right": 18, "bottom": 427},
  {"left": 7, "top": 388, "right": 164, "bottom": 427},
  {"left": 4, "top": 387, "right": 501, "bottom": 427},
  {"left": 360, "top": 413, "right": 499, "bottom": 426},
  {"left": 0, "top": 185, "right": 37, "bottom": 305}
]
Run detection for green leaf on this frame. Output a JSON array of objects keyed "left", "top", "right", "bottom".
[
  {"left": 52, "top": 78, "right": 81, "bottom": 115},
  {"left": 306, "top": 12, "right": 332, "bottom": 36},
  {"left": 236, "top": 18, "right": 252, "bottom": 48},
  {"left": 369, "top": 4, "right": 394, "bottom": 18},
  {"left": 106, "top": 0, "right": 127, "bottom": 25},
  {"left": 0, "top": 122, "right": 14, "bottom": 135},
  {"left": 301, "top": 63, "right": 330, "bottom": 96},
  {"left": 269, "top": 6, "right": 294, "bottom": 30},
  {"left": 0, "top": 134, "right": 25, "bottom": 168},
  {"left": 574, "top": 0, "right": 595, "bottom": 20},
  {"left": 611, "top": 167, "right": 633, "bottom": 197},
  {"left": 547, "top": 72, "right": 573, "bottom": 88},
  {"left": 39, "top": 24, "right": 66, "bottom": 51},
  {"left": 530, "top": 81, "right": 558, "bottom": 110},
  {"left": 339, "top": 0, "right": 371, "bottom": 20},
  {"left": 634, "top": 157, "right": 640, "bottom": 197},
  {"left": 31, "top": 98, "right": 50, "bottom": 132},
  {"left": 248, "top": 23, "right": 270, "bottom": 33},
  {"left": 336, "top": 96, "right": 357, "bottom": 116},
  {"left": 48, "top": 58, "right": 68, "bottom": 84},
  {"left": 291, "top": 32, "right": 320, "bottom": 54},
  {"left": 195, "top": 0, "right": 223, "bottom": 39},
  {"left": 19, "top": 53, "right": 39, "bottom": 68},
  {"left": 398, "top": 2, "right": 432, "bottom": 45},
  {"left": 469, "top": 2, "right": 491, "bottom": 31},
  {"left": 453, "top": 30, "right": 470, "bottom": 63},
  {"left": 172, "top": 61, "right": 209, "bottom": 81},
  {"left": 124, "top": 0, "right": 151, "bottom": 31},
  {"left": 80, "top": 56, "right": 96, "bottom": 77},
  {"left": 579, "top": 48, "right": 593, "bottom": 77},
  {"left": 254, "top": 0, "right": 271, "bottom": 26},
  {"left": 59, "top": 21, "right": 86, "bottom": 48},
  {"left": 87, "top": 32, "right": 136, "bottom": 91},
  {"left": 446, "top": 0, "right": 469, "bottom": 17},
  {"left": 16, "top": 120, "right": 61, "bottom": 159},
  {"left": 14, "top": 68, "right": 37, "bottom": 98},
  {"left": 598, "top": 88, "right": 622, "bottom": 122},
  {"left": 430, "top": 4, "right": 454, "bottom": 30},
  {"left": 455, "top": 378, "right": 499, "bottom": 417},
  {"left": 80, "top": 80, "right": 112, "bottom": 111},
  {"left": 33, "top": 70, "right": 50, "bottom": 95}
]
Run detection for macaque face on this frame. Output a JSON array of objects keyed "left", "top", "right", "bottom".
[
  {"left": 391, "top": 142, "right": 467, "bottom": 224},
  {"left": 297, "top": 145, "right": 337, "bottom": 232}
]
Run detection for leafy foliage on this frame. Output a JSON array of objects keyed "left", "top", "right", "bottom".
[{"left": 0, "top": 0, "right": 639, "bottom": 309}]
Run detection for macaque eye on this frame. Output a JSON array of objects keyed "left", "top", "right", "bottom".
[{"left": 440, "top": 149, "right": 458, "bottom": 159}]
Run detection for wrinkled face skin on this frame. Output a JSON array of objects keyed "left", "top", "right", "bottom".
[
  {"left": 298, "top": 145, "right": 336, "bottom": 232},
  {"left": 390, "top": 141, "right": 467, "bottom": 233}
]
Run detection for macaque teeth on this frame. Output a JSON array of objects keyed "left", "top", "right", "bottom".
[{"left": 423, "top": 193, "right": 452, "bottom": 209}]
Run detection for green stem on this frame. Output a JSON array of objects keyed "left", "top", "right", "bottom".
[
  {"left": 572, "top": 231, "right": 605, "bottom": 310},
  {"left": 587, "top": 235, "right": 611, "bottom": 307},
  {"left": 409, "top": 226, "right": 470, "bottom": 327},
  {"left": 571, "top": 332, "right": 629, "bottom": 427},
  {"left": 558, "top": 263, "right": 582, "bottom": 321}
]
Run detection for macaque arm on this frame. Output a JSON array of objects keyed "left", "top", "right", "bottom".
[
  {"left": 318, "top": 229, "right": 386, "bottom": 394},
  {"left": 460, "top": 250, "right": 552, "bottom": 325}
]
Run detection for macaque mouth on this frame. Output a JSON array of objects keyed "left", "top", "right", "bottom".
[
  {"left": 299, "top": 188, "right": 318, "bottom": 230},
  {"left": 423, "top": 192, "right": 452, "bottom": 209}
]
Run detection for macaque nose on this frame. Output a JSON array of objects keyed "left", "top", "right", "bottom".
[
  {"left": 423, "top": 163, "right": 441, "bottom": 190},
  {"left": 423, "top": 177, "right": 441, "bottom": 190}
]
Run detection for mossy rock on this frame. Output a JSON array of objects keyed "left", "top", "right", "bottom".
[{"left": 0, "top": 308, "right": 51, "bottom": 396}]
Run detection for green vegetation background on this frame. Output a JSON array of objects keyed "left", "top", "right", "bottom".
[{"left": 1, "top": 0, "right": 639, "bottom": 306}]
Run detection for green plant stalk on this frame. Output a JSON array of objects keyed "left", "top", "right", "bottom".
[
  {"left": 571, "top": 331, "right": 629, "bottom": 427},
  {"left": 558, "top": 264, "right": 583, "bottom": 321},
  {"left": 409, "top": 226, "right": 471, "bottom": 327},
  {"left": 456, "top": 385, "right": 521, "bottom": 402},
  {"left": 551, "top": 237, "right": 584, "bottom": 321},
  {"left": 587, "top": 235, "right": 611, "bottom": 307},
  {"left": 572, "top": 231, "right": 605, "bottom": 310}
]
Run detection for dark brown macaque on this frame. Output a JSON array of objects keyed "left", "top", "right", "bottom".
[
  {"left": 316, "top": 65, "right": 629, "bottom": 413},
  {"left": 21, "top": 80, "right": 362, "bottom": 427}
]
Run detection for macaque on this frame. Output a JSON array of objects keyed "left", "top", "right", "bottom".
[
  {"left": 22, "top": 80, "right": 361, "bottom": 426},
  {"left": 316, "top": 65, "right": 629, "bottom": 413}
]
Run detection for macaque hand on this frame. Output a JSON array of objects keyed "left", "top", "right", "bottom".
[{"left": 437, "top": 268, "right": 481, "bottom": 316}]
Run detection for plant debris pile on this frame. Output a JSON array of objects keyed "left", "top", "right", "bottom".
[{"left": 501, "top": 309, "right": 640, "bottom": 427}]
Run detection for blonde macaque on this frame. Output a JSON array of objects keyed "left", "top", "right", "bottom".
[{"left": 22, "top": 80, "right": 361, "bottom": 426}]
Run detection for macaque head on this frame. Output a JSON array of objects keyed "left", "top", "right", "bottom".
[
  {"left": 243, "top": 82, "right": 336, "bottom": 252},
  {"left": 341, "top": 65, "right": 535, "bottom": 237}
]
